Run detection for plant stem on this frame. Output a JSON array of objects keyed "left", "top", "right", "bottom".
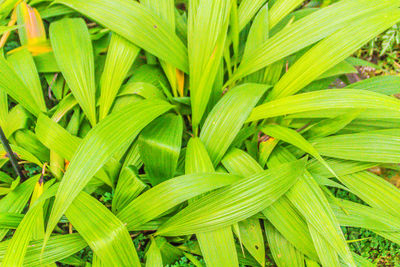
[{"left": 0, "top": 127, "right": 26, "bottom": 180}]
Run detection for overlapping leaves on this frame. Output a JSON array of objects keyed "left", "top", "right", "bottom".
[{"left": 0, "top": 0, "right": 399, "bottom": 266}]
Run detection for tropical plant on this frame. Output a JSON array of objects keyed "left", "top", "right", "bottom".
[{"left": 0, "top": 0, "right": 400, "bottom": 266}]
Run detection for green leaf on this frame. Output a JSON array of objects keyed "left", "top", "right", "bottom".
[
  {"left": 121, "top": 141, "right": 143, "bottom": 171},
  {"left": 237, "top": 0, "right": 267, "bottom": 31},
  {"left": 331, "top": 199, "right": 400, "bottom": 247},
  {"left": 352, "top": 253, "right": 375, "bottom": 267},
  {"left": 125, "top": 64, "right": 170, "bottom": 90},
  {"left": 145, "top": 238, "right": 163, "bottom": 267},
  {"left": 50, "top": 18, "right": 97, "bottom": 126},
  {"left": 231, "top": 0, "right": 400, "bottom": 82},
  {"left": 345, "top": 75, "right": 400, "bottom": 95},
  {"left": 242, "top": 3, "right": 269, "bottom": 85},
  {"left": 112, "top": 166, "right": 146, "bottom": 214},
  {"left": 318, "top": 60, "right": 357, "bottom": 80},
  {"left": 50, "top": 93, "right": 78, "bottom": 122},
  {"left": 66, "top": 192, "right": 140, "bottom": 266},
  {"left": 99, "top": 34, "right": 140, "bottom": 120},
  {"left": 265, "top": 221, "right": 305, "bottom": 267},
  {"left": 0, "top": 54, "right": 42, "bottom": 116},
  {"left": 306, "top": 258, "right": 320, "bottom": 267},
  {"left": 7, "top": 49, "right": 47, "bottom": 112},
  {"left": 339, "top": 171, "right": 400, "bottom": 217},
  {"left": 36, "top": 114, "right": 115, "bottom": 186},
  {"left": 268, "top": 9, "right": 400, "bottom": 99},
  {"left": 35, "top": 114, "right": 81, "bottom": 161},
  {"left": 1, "top": 183, "right": 58, "bottom": 266},
  {"left": 141, "top": 0, "right": 175, "bottom": 31},
  {"left": 235, "top": 218, "right": 265, "bottom": 266},
  {"left": 157, "top": 159, "right": 305, "bottom": 236},
  {"left": 248, "top": 89, "right": 400, "bottom": 122},
  {"left": 341, "top": 119, "right": 400, "bottom": 134},
  {"left": 248, "top": 5, "right": 269, "bottom": 45},
  {"left": 269, "top": 150, "right": 355, "bottom": 266},
  {"left": 0, "top": 234, "right": 87, "bottom": 266},
  {"left": 264, "top": 195, "right": 318, "bottom": 261},
  {"left": 200, "top": 83, "right": 269, "bottom": 165},
  {"left": 308, "top": 224, "right": 340, "bottom": 266},
  {"left": 33, "top": 52, "right": 60, "bottom": 73},
  {"left": 307, "top": 158, "right": 375, "bottom": 179},
  {"left": 54, "top": 0, "right": 188, "bottom": 72},
  {"left": 269, "top": 0, "right": 304, "bottom": 28},
  {"left": 156, "top": 237, "right": 184, "bottom": 265},
  {"left": 186, "top": 137, "right": 239, "bottom": 267},
  {"left": 0, "top": 144, "right": 43, "bottom": 167},
  {"left": 260, "top": 124, "right": 336, "bottom": 176},
  {"left": 304, "top": 110, "right": 362, "bottom": 139},
  {"left": 38, "top": 3, "right": 75, "bottom": 19},
  {"left": 185, "top": 137, "right": 215, "bottom": 174},
  {"left": 45, "top": 99, "right": 172, "bottom": 246},
  {"left": 346, "top": 56, "right": 380, "bottom": 69},
  {"left": 3, "top": 105, "right": 30, "bottom": 138},
  {"left": 141, "top": 0, "right": 179, "bottom": 97},
  {"left": 117, "top": 172, "right": 242, "bottom": 230},
  {"left": 0, "top": 213, "right": 22, "bottom": 229},
  {"left": 221, "top": 148, "right": 319, "bottom": 260},
  {"left": 222, "top": 148, "right": 264, "bottom": 177},
  {"left": 139, "top": 113, "right": 183, "bottom": 185},
  {"left": 312, "top": 132, "right": 400, "bottom": 163},
  {"left": 0, "top": 25, "right": 20, "bottom": 35},
  {"left": 13, "top": 129, "right": 49, "bottom": 162},
  {"left": 118, "top": 82, "right": 166, "bottom": 100},
  {"left": 189, "top": 0, "right": 232, "bottom": 129},
  {"left": 0, "top": 89, "right": 7, "bottom": 128},
  {"left": 331, "top": 198, "right": 400, "bottom": 232},
  {"left": 0, "top": 175, "right": 39, "bottom": 240},
  {"left": 0, "top": 172, "right": 13, "bottom": 184},
  {"left": 92, "top": 254, "right": 106, "bottom": 267}
]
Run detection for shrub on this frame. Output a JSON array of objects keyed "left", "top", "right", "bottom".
[{"left": 0, "top": 0, "right": 400, "bottom": 266}]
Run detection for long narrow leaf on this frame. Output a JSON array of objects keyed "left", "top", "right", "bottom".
[
  {"left": 186, "top": 137, "right": 239, "bottom": 267},
  {"left": 157, "top": 160, "right": 305, "bottom": 236},
  {"left": 232, "top": 0, "right": 400, "bottom": 81},
  {"left": 66, "top": 192, "right": 140, "bottom": 266},
  {"left": 54, "top": 0, "right": 188, "bottom": 72},
  {"left": 269, "top": 9, "right": 400, "bottom": 99},
  {"left": 248, "top": 89, "right": 400, "bottom": 122},
  {"left": 139, "top": 113, "right": 183, "bottom": 185},
  {"left": 117, "top": 173, "right": 242, "bottom": 230},
  {"left": 0, "top": 55, "right": 42, "bottom": 116},
  {"left": 45, "top": 99, "right": 172, "bottom": 246},
  {"left": 265, "top": 221, "right": 305, "bottom": 267},
  {"left": 50, "top": 18, "right": 97, "bottom": 126},
  {"left": 7, "top": 49, "right": 47, "bottom": 112},
  {"left": 99, "top": 34, "right": 140, "bottom": 120},
  {"left": 189, "top": 0, "right": 232, "bottom": 129},
  {"left": 0, "top": 234, "right": 87, "bottom": 266},
  {"left": 200, "top": 83, "right": 269, "bottom": 165},
  {"left": 269, "top": 0, "right": 304, "bottom": 28},
  {"left": 312, "top": 133, "right": 400, "bottom": 163},
  {"left": 222, "top": 148, "right": 319, "bottom": 261}
]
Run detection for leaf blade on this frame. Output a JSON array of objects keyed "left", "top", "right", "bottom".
[
  {"left": 45, "top": 99, "right": 172, "bottom": 246},
  {"left": 54, "top": 0, "right": 188, "bottom": 72},
  {"left": 50, "top": 18, "right": 97, "bottom": 126}
]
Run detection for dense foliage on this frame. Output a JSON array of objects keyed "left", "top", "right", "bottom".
[{"left": 0, "top": 0, "right": 400, "bottom": 266}]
